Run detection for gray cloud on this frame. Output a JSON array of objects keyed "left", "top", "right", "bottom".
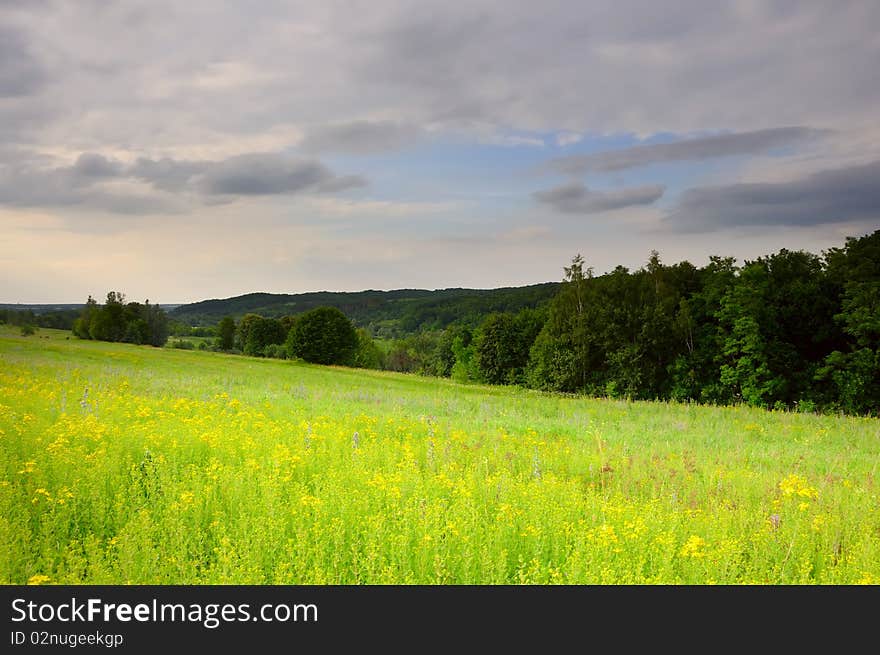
[
  {"left": 129, "top": 157, "right": 211, "bottom": 192},
  {"left": 72, "top": 153, "right": 124, "bottom": 179},
  {"left": 313, "top": 174, "right": 369, "bottom": 193},
  {"left": 547, "top": 127, "right": 827, "bottom": 175},
  {"left": 0, "top": 151, "right": 365, "bottom": 213},
  {"left": 664, "top": 160, "right": 880, "bottom": 232},
  {"left": 196, "top": 154, "right": 365, "bottom": 196},
  {"left": 131, "top": 154, "right": 366, "bottom": 197},
  {"left": 300, "top": 121, "right": 423, "bottom": 154},
  {"left": 352, "top": 2, "right": 880, "bottom": 135},
  {"left": 3, "top": 1, "right": 880, "bottom": 303},
  {"left": 0, "top": 26, "right": 45, "bottom": 97},
  {"left": 4, "top": 2, "right": 879, "bottom": 155},
  {"left": 534, "top": 182, "right": 665, "bottom": 214},
  {"left": 0, "top": 161, "right": 179, "bottom": 215}
]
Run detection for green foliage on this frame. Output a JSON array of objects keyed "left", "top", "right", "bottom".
[
  {"left": 385, "top": 332, "right": 441, "bottom": 374},
  {"left": 519, "top": 232, "right": 879, "bottom": 415},
  {"left": 72, "top": 293, "right": 169, "bottom": 347},
  {"left": 526, "top": 254, "right": 599, "bottom": 392},
  {"left": 234, "top": 314, "right": 262, "bottom": 351},
  {"left": 474, "top": 313, "right": 518, "bottom": 384},
  {"left": 473, "top": 308, "right": 545, "bottom": 385},
  {"left": 450, "top": 333, "right": 478, "bottom": 383},
  {"left": 20, "top": 324, "right": 36, "bottom": 336},
  {"left": 0, "top": 307, "right": 79, "bottom": 330},
  {"left": 72, "top": 296, "right": 98, "bottom": 339},
  {"left": 217, "top": 316, "right": 236, "bottom": 351},
  {"left": 818, "top": 230, "right": 880, "bottom": 414},
  {"left": 89, "top": 291, "right": 126, "bottom": 341},
  {"left": 428, "top": 325, "right": 469, "bottom": 377},
  {"left": 352, "top": 328, "right": 384, "bottom": 370},
  {"left": 169, "top": 284, "right": 560, "bottom": 337},
  {"left": 286, "top": 306, "right": 358, "bottom": 365},
  {"left": 716, "top": 264, "right": 777, "bottom": 406},
  {"left": 526, "top": 329, "right": 578, "bottom": 391},
  {"left": 243, "top": 317, "right": 286, "bottom": 357},
  {"left": 263, "top": 343, "right": 287, "bottom": 359},
  {"left": 60, "top": 230, "right": 879, "bottom": 416}
]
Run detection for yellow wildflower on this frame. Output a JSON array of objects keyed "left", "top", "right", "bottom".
[{"left": 680, "top": 535, "right": 707, "bottom": 559}]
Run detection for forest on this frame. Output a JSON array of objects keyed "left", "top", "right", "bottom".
[
  {"left": 375, "top": 229, "right": 879, "bottom": 415},
  {"left": 10, "top": 229, "right": 877, "bottom": 416},
  {"left": 174, "top": 230, "right": 880, "bottom": 416}
]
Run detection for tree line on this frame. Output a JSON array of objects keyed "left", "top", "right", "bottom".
[
  {"left": 198, "top": 307, "right": 368, "bottom": 366},
  {"left": 66, "top": 229, "right": 879, "bottom": 416},
  {"left": 0, "top": 308, "right": 79, "bottom": 331},
  {"left": 377, "top": 230, "right": 879, "bottom": 416},
  {"left": 72, "top": 292, "right": 170, "bottom": 347},
  {"left": 168, "top": 284, "right": 559, "bottom": 339}
]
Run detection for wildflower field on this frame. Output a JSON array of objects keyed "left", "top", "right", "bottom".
[{"left": 1, "top": 327, "right": 878, "bottom": 584}]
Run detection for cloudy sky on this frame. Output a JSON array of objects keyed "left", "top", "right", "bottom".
[{"left": 2, "top": 1, "right": 878, "bottom": 303}]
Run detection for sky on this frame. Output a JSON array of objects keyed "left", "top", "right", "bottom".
[{"left": 1, "top": 1, "right": 879, "bottom": 304}]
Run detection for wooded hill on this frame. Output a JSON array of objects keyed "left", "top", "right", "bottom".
[{"left": 169, "top": 284, "right": 560, "bottom": 338}]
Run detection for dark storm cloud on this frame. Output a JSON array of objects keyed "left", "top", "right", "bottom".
[
  {"left": 665, "top": 160, "right": 880, "bottom": 232},
  {"left": 547, "top": 127, "right": 827, "bottom": 175},
  {"left": 534, "top": 182, "right": 665, "bottom": 214},
  {"left": 0, "top": 26, "right": 45, "bottom": 97},
  {"left": 300, "top": 121, "right": 423, "bottom": 154}
]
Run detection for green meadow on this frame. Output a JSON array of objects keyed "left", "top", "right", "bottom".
[{"left": 1, "top": 326, "right": 878, "bottom": 584}]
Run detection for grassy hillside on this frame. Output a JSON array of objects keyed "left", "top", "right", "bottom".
[
  {"left": 1, "top": 326, "right": 878, "bottom": 584},
  {"left": 169, "top": 283, "right": 560, "bottom": 336}
]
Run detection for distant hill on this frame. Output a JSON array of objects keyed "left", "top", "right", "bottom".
[
  {"left": 0, "top": 303, "right": 180, "bottom": 313},
  {"left": 0, "top": 304, "right": 85, "bottom": 312},
  {"left": 170, "top": 284, "right": 560, "bottom": 338}
]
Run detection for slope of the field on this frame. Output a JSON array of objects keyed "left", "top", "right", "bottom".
[{"left": 1, "top": 327, "right": 878, "bottom": 584}]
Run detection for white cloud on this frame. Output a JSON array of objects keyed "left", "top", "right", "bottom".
[{"left": 555, "top": 132, "right": 582, "bottom": 147}]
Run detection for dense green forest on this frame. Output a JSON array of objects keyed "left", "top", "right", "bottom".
[
  {"left": 10, "top": 229, "right": 878, "bottom": 415},
  {"left": 177, "top": 230, "right": 878, "bottom": 416},
  {"left": 169, "top": 284, "right": 560, "bottom": 338}
]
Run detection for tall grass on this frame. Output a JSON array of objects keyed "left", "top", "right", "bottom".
[{"left": 1, "top": 327, "right": 878, "bottom": 584}]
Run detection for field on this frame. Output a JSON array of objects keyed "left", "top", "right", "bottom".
[{"left": 1, "top": 326, "right": 878, "bottom": 584}]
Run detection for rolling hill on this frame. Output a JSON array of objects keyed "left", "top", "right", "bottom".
[{"left": 169, "top": 284, "right": 560, "bottom": 337}]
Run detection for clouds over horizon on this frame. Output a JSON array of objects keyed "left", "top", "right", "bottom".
[
  {"left": 300, "top": 121, "right": 424, "bottom": 155},
  {"left": 1, "top": 1, "right": 879, "bottom": 301},
  {"left": 664, "top": 160, "right": 880, "bottom": 232},
  {"left": 3, "top": 2, "right": 878, "bottom": 151},
  {"left": 534, "top": 183, "right": 665, "bottom": 214},
  {"left": 546, "top": 127, "right": 828, "bottom": 176},
  {"left": 0, "top": 151, "right": 366, "bottom": 214}
]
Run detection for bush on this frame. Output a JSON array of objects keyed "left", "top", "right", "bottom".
[
  {"left": 20, "top": 324, "right": 36, "bottom": 336},
  {"left": 171, "top": 339, "right": 195, "bottom": 350},
  {"left": 286, "top": 307, "right": 358, "bottom": 365},
  {"left": 264, "top": 343, "right": 287, "bottom": 359}
]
